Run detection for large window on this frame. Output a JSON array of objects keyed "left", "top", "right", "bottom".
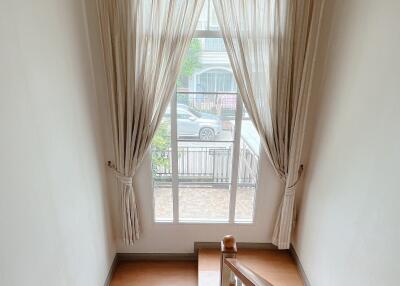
[{"left": 152, "top": 1, "right": 260, "bottom": 223}]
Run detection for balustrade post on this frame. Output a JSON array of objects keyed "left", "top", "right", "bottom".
[{"left": 220, "top": 235, "right": 237, "bottom": 286}]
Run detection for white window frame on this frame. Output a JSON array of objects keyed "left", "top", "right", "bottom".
[{"left": 152, "top": 28, "right": 260, "bottom": 225}]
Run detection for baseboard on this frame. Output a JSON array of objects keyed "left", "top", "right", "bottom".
[
  {"left": 117, "top": 252, "right": 196, "bottom": 262},
  {"left": 290, "top": 244, "right": 311, "bottom": 286},
  {"left": 115, "top": 242, "right": 276, "bottom": 264},
  {"left": 104, "top": 254, "right": 118, "bottom": 286}
]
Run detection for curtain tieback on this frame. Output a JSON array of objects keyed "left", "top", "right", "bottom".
[
  {"left": 107, "top": 161, "right": 133, "bottom": 185},
  {"left": 286, "top": 165, "right": 304, "bottom": 196}
]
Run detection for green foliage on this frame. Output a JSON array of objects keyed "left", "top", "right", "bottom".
[
  {"left": 152, "top": 122, "right": 171, "bottom": 174},
  {"left": 177, "top": 38, "right": 202, "bottom": 87},
  {"left": 152, "top": 39, "right": 202, "bottom": 174}
]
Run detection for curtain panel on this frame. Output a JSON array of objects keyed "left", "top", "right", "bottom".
[
  {"left": 97, "top": 0, "right": 204, "bottom": 245},
  {"left": 213, "top": 0, "right": 325, "bottom": 249}
]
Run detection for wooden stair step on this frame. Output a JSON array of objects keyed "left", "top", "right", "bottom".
[{"left": 198, "top": 248, "right": 304, "bottom": 286}]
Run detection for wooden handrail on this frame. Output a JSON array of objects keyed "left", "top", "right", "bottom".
[
  {"left": 224, "top": 258, "right": 273, "bottom": 286},
  {"left": 220, "top": 235, "right": 274, "bottom": 286}
]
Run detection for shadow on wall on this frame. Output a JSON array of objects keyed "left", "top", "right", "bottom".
[
  {"left": 81, "top": 0, "right": 116, "bottom": 266},
  {"left": 293, "top": 0, "right": 340, "bottom": 221}
]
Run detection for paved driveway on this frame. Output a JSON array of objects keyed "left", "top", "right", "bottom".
[{"left": 154, "top": 186, "right": 256, "bottom": 222}]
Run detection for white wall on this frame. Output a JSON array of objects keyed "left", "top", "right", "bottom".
[
  {"left": 0, "top": 0, "right": 115, "bottom": 285},
  {"left": 293, "top": 0, "right": 400, "bottom": 285}
]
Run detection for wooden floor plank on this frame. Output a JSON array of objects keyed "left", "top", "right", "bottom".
[{"left": 110, "top": 261, "right": 197, "bottom": 286}]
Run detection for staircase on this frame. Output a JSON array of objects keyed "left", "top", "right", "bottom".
[
  {"left": 109, "top": 236, "right": 305, "bottom": 286},
  {"left": 197, "top": 237, "right": 304, "bottom": 286}
]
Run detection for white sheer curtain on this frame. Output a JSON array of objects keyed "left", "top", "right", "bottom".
[
  {"left": 98, "top": 0, "right": 205, "bottom": 245},
  {"left": 213, "top": 0, "right": 324, "bottom": 249}
]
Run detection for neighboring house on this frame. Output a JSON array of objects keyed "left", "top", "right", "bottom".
[{"left": 182, "top": 39, "right": 235, "bottom": 93}]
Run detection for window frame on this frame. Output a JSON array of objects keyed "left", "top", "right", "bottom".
[{"left": 152, "top": 29, "right": 260, "bottom": 225}]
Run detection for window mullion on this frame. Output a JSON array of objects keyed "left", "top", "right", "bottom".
[
  {"left": 207, "top": 0, "right": 210, "bottom": 31},
  {"left": 171, "top": 91, "right": 179, "bottom": 223},
  {"left": 228, "top": 94, "right": 243, "bottom": 223}
]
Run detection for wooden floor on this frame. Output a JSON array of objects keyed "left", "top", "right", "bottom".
[
  {"left": 198, "top": 249, "right": 304, "bottom": 286},
  {"left": 110, "top": 261, "right": 197, "bottom": 286},
  {"left": 110, "top": 249, "right": 303, "bottom": 286}
]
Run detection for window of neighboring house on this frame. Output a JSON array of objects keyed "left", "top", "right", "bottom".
[
  {"left": 196, "top": 69, "right": 237, "bottom": 92},
  {"left": 151, "top": 0, "right": 260, "bottom": 223},
  {"left": 204, "top": 38, "right": 226, "bottom": 52}
]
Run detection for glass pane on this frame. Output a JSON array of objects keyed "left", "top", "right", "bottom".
[
  {"left": 178, "top": 141, "right": 232, "bottom": 222},
  {"left": 152, "top": 104, "right": 173, "bottom": 222},
  {"left": 176, "top": 34, "right": 238, "bottom": 223},
  {"left": 204, "top": 38, "right": 226, "bottom": 52},
  {"left": 196, "top": 0, "right": 209, "bottom": 30},
  {"left": 209, "top": 0, "right": 220, "bottom": 30},
  {"left": 235, "top": 108, "right": 260, "bottom": 223},
  {"left": 154, "top": 187, "right": 173, "bottom": 222},
  {"left": 196, "top": 0, "right": 220, "bottom": 31}
]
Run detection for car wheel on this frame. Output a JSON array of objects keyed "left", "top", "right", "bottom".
[{"left": 199, "top": 127, "right": 215, "bottom": 141}]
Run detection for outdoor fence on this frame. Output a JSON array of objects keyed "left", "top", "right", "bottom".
[
  {"left": 152, "top": 139, "right": 258, "bottom": 188},
  {"left": 177, "top": 91, "right": 237, "bottom": 118}
]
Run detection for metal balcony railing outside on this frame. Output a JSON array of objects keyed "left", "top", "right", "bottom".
[
  {"left": 152, "top": 91, "right": 259, "bottom": 189},
  {"left": 152, "top": 140, "right": 258, "bottom": 188}
]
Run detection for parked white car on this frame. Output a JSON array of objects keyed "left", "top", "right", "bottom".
[{"left": 164, "top": 104, "right": 223, "bottom": 140}]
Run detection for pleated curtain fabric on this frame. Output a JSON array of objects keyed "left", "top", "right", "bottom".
[
  {"left": 98, "top": 0, "right": 205, "bottom": 245},
  {"left": 213, "top": 0, "right": 325, "bottom": 249}
]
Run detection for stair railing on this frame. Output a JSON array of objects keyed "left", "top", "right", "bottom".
[{"left": 220, "top": 235, "right": 273, "bottom": 286}]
